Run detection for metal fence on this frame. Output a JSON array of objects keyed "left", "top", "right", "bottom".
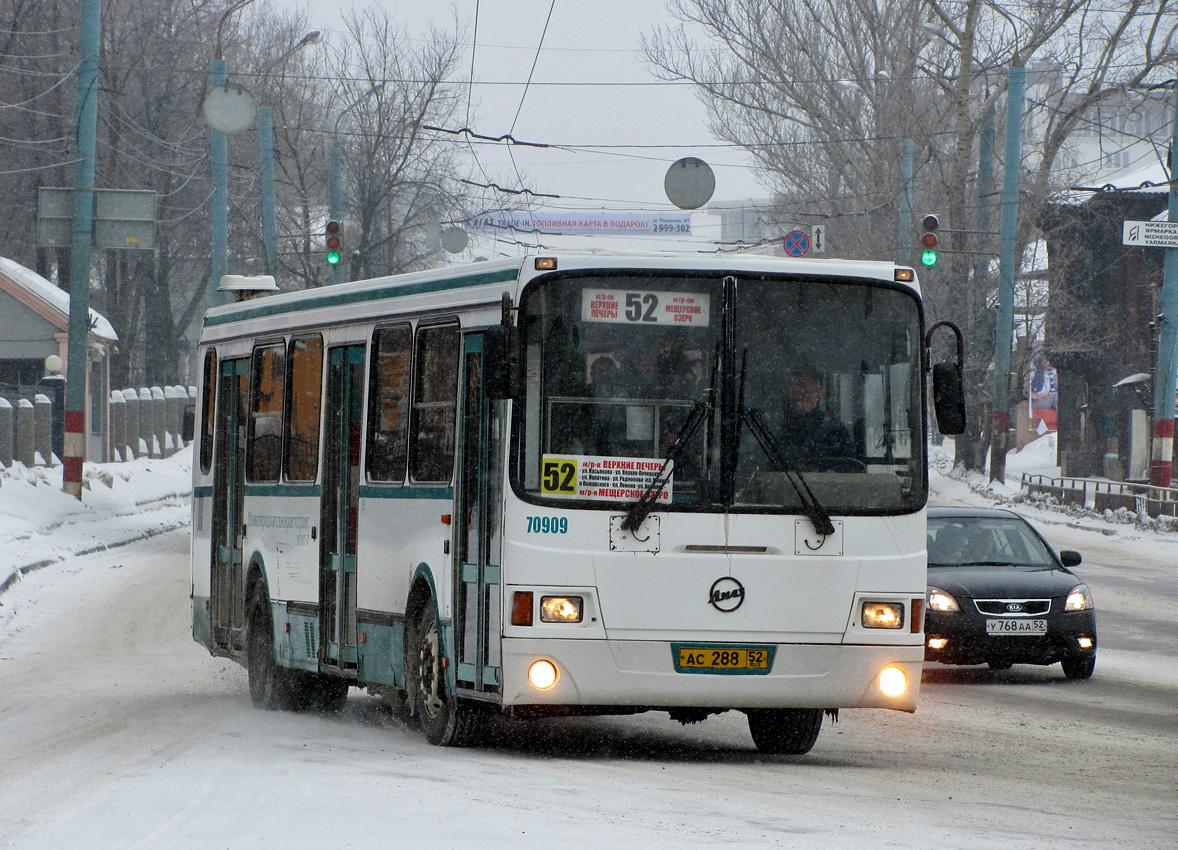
[{"left": 1021, "top": 473, "right": 1178, "bottom": 518}]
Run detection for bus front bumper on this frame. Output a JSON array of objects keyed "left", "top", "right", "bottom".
[{"left": 499, "top": 637, "right": 922, "bottom": 713}]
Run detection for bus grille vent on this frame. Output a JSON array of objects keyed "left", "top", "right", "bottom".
[{"left": 304, "top": 622, "right": 316, "bottom": 658}]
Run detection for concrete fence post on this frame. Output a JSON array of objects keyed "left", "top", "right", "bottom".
[
  {"left": 16, "top": 398, "right": 34, "bottom": 467},
  {"left": 123, "top": 388, "right": 140, "bottom": 460},
  {"left": 110, "top": 390, "right": 125, "bottom": 462},
  {"left": 165, "top": 386, "right": 182, "bottom": 452},
  {"left": 34, "top": 394, "right": 53, "bottom": 465},
  {"left": 137, "top": 388, "right": 153, "bottom": 458},
  {"left": 0, "top": 397, "right": 12, "bottom": 466},
  {"left": 151, "top": 386, "right": 166, "bottom": 457}
]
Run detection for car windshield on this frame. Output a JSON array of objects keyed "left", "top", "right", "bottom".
[{"left": 927, "top": 516, "right": 1056, "bottom": 567}]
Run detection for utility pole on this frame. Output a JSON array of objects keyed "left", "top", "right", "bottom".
[
  {"left": 899, "top": 139, "right": 913, "bottom": 266},
  {"left": 989, "top": 60, "right": 1025, "bottom": 485},
  {"left": 1149, "top": 83, "right": 1178, "bottom": 487},
  {"left": 63, "top": 0, "right": 100, "bottom": 500}
]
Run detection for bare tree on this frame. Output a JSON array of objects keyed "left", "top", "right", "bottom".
[{"left": 644, "top": 0, "right": 1178, "bottom": 469}]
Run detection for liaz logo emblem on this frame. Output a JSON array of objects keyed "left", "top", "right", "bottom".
[
  {"left": 1006, "top": 603, "right": 1025, "bottom": 613},
  {"left": 708, "top": 577, "right": 745, "bottom": 612}
]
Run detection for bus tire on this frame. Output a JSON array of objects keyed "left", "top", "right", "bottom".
[
  {"left": 745, "top": 708, "right": 823, "bottom": 755},
  {"left": 409, "top": 597, "right": 482, "bottom": 746},
  {"left": 246, "top": 585, "right": 296, "bottom": 711}
]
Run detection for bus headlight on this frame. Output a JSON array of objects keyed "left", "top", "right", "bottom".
[
  {"left": 879, "top": 666, "right": 908, "bottom": 697},
  {"left": 862, "top": 601, "right": 904, "bottom": 629},
  {"left": 528, "top": 659, "right": 559, "bottom": 690},
  {"left": 540, "top": 596, "right": 583, "bottom": 623}
]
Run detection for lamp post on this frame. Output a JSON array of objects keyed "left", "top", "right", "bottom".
[
  {"left": 329, "top": 83, "right": 384, "bottom": 284},
  {"left": 257, "top": 31, "right": 320, "bottom": 276},
  {"left": 203, "top": 0, "right": 258, "bottom": 302}
]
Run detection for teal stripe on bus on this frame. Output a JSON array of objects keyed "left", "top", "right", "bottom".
[
  {"left": 194, "top": 485, "right": 213, "bottom": 498},
  {"left": 357, "top": 485, "right": 454, "bottom": 500},
  {"left": 203, "top": 267, "right": 520, "bottom": 328},
  {"left": 243, "top": 484, "right": 323, "bottom": 498}
]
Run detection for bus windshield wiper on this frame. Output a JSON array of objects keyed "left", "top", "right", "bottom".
[
  {"left": 621, "top": 398, "right": 709, "bottom": 534},
  {"left": 742, "top": 406, "right": 835, "bottom": 537}
]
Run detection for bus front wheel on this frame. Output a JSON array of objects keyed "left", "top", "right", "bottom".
[
  {"left": 409, "top": 598, "right": 483, "bottom": 746},
  {"left": 745, "top": 708, "right": 823, "bottom": 755}
]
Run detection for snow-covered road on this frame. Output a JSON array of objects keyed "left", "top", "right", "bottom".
[{"left": 1, "top": 446, "right": 1175, "bottom": 848}]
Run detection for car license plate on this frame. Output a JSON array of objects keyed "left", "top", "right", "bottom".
[
  {"left": 986, "top": 618, "right": 1047, "bottom": 635},
  {"left": 674, "top": 645, "right": 773, "bottom": 674}
]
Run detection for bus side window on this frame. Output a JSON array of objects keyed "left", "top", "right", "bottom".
[
  {"left": 284, "top": 336, "right": 323, "bottom": 482},
  {"left": 410, "top": 323, "right": 459, "bottom": 483},
  {"left": 199, "top": 349, "right": 217, "bottom": 474},
  {"left": 248, "top": 343, "right": 285, "bottom": 482},
  {"left": 367, "top": 324, "right": 412, "bottom": 482}
]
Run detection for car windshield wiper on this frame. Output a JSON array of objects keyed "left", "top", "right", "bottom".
[
  {"left": 621, "top": 398, "right": 710, "bottom": 534},
  {"left": 742, "top": 406, "right": 835, "bottom": 537},
  {"left": 956, "top": 560, "right": 1021, "bottom": 567}
]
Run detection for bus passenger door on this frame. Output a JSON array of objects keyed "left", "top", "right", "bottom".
[
  {"left": 456, "top": 332, "right": 505, "bottom": 696},
  {"left": 321, "top": 345, "right": 365, "bottom": 673},
  {"left": 210, "top": 357, "right": 249, "bottom": 652}
]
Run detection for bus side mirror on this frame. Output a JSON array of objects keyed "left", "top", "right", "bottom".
[
  {"left": 483, "top": 326, "right": 513, "bottom": 400},
  {"left": 181, "top": 404, "right": 196, "bottom": 443},
  {"left": 932, "top": 361, "right": 966, "bottom": 435}
]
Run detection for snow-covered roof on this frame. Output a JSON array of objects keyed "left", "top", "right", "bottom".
[
  {"left": 1058, "top": 160, "right": 1172, "bottom": 205},
  {"left": 0, "top": 255, "right": 118, "bottom": 342}
]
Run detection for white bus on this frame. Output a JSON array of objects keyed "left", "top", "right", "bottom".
[{"left": 190, "top": 252, "right": 964, "bottom": 754}]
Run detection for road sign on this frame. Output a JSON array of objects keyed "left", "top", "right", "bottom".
[
  {"left": 1123, "top": 220, "right": 1178, "bottom": 249},
  {"left": 783, "top": 229, "right": 810, "bottom": 257},
  {"left": 811, "top": 224, "right": 825, "bottom": 253},
  {"left": 37, "top": 188, "right": 157, "bottom": 250}
]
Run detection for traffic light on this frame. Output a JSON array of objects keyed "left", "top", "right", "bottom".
[
  {"left": 325, "top": 219, "right": 341, "bottom": 266},
  {"left": 920, "top": 214, "right": 939, "bottom": 266}
]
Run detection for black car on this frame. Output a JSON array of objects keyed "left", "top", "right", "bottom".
[{"left": 924, "top": 507, "right": 1097, "bottom": 679}]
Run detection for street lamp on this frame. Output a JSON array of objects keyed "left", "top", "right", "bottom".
[
  {"left": 203, "top": 0, "right": 258, "bottom": 303},
  {"left": 258, "top": 31, "right": 321, "bottom": 275},
  {"left": 329, "top": 82, "right": 385, "bottom": 285}
]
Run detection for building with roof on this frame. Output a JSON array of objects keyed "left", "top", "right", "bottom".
[{"left": 0, "top": 256, "right": 117, "bottom": 462}]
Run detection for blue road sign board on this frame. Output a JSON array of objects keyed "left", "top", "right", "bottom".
[{"left": 783, "top": 229, "right": 810, "bottom": 257}]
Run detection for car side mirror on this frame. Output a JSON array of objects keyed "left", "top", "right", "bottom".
[{"left": 1059, "top": 550, "right": 1082, "bottom": 568}]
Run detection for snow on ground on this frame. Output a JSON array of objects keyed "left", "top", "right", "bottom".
[{"left": 0, "top": 449, "right": 191, "bottom": 629}]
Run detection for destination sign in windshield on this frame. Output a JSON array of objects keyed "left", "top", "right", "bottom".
[{"left": 581, "top": 289, "right": 710, "bottom": 326}]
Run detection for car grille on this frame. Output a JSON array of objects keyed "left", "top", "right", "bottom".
[{"left": 974, "top": 599, "right": 1051, "bottom": 616}]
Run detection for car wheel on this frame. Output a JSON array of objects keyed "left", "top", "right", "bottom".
[
  {"left": 1061, "top": 652, "right": 1096, "bottom": 680},
  {"left": 409, "top": 597, "right": 483, "bottom": 746},
  {"left": 746, "top": 708, "right": 823, "bottom": 755},
  {"left": 987, "top": 658, "right": 1013, "bottom": 670}
]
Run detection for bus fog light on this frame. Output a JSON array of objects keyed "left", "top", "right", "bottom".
[
  {"left": 862, "top": 601, "right": 904, "bottom": 629},
  {"left": 528, "top": 659, "right": 559, "bottom": 690},
  {"left": 540, "top": 596, "right": 583, "bottom": 623},
  {"left": 879, "top": 666, "right": 907, "bottom": 697}
]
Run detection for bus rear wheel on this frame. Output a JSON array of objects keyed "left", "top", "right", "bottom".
[
  {"left": 745, "top": 708, "right": 823, "bottom": 755},
  {"left": 410, "top": 598, "right": 483, "bottom": 746}
]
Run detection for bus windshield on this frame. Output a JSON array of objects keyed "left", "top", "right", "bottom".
[{"left": 514, "top": 271, "right": 926, "bottom": 515}]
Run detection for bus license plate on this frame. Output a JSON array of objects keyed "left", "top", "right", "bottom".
[
  {"left": 986, "top": 619, "right": 1047, "bottom": 635},
  {"left": 675, "top": 645, "right": 773, "bottom": 674}
]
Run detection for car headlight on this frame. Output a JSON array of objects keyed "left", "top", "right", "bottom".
[
  {"left": 927, "top": 586, "right": 960, "bottom": 613},
  {"left": 1065, "top": 584, "right": 1094, "bottom": 612}
]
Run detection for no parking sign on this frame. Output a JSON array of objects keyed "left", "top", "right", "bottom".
[{"left": 783, "top": 229, "right": 810, "bottom": 257}]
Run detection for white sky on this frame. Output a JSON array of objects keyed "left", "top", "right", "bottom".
[{"left": 272, "top": 0, "right": 767, "bottom": 254}]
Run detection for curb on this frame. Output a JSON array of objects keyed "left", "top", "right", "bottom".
[{"left": 0, "top": 520, "right": 189, "bottom": 601}]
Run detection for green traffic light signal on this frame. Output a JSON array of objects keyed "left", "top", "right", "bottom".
[
  {"left": 326, "top": 250, "right": 341, "bottom": 265},
  {"left": 921, "top": 249, "right": 937, "bottom": 266}
]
